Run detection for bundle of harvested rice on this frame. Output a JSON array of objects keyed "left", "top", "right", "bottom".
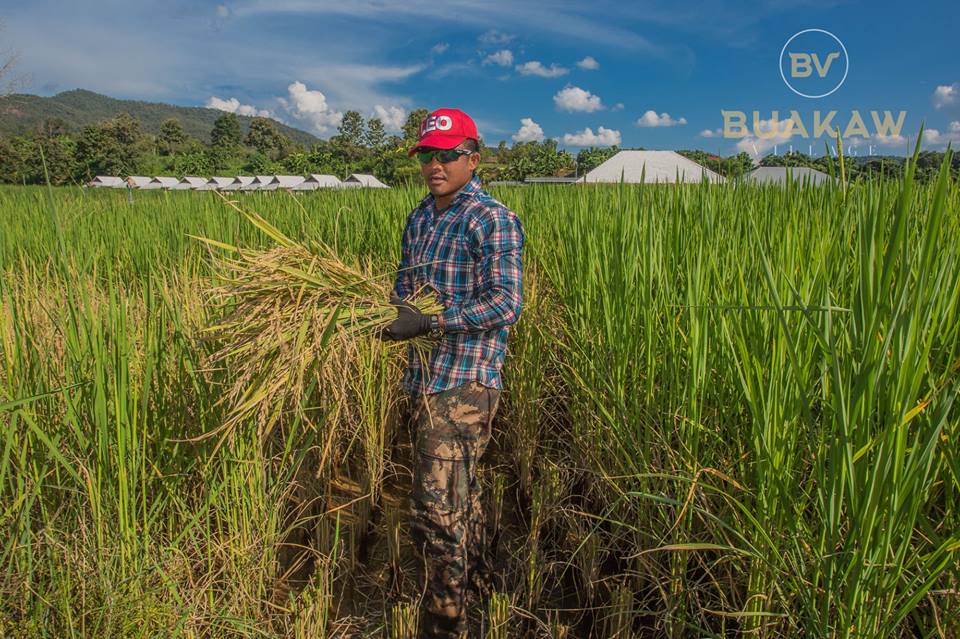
[{"left": 191, "top": 196, "right": 441, "bottom": 451}]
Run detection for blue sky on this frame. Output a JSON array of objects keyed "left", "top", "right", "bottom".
[{"left": 3, "top": 0, "right": 959, "bottom": 157}]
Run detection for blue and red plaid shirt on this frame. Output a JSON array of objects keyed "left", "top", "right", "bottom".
[{"left": 394, "top": 174, "right": 525, "bottom": 396}]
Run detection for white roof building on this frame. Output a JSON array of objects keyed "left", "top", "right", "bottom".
[
  {"left": 234, "top": 176, "right": 257, "bottom": 191},
  {"left": 126, "top": 176, "right": 155, "bottom": 189},
  {"left": 344, "top": 173, "right": 389, "bottom": 188},
  {"left": 150, "top": 176, "right": 181, "bottom": 189},
  {"left": 88, "top": 176, "right": 125, "bottom": 188},
  {"left": 577, "top": 150, "right": 725, "bottom": 184},
  {"left": 210, "top": 177, "right": 237, "bottom": 190},
  {"left": 255, "top": 175, "right": 278, "bottom": 191},
  {"left": 745, "top": 166, "right": 833, "bottom": 186},
  {"left": 274, "top": 175, "right": 306, "bottom": 189},
  {"left": 179, "top": 177, "right": 214, "bottom": 190},
  {"left": 293, "top": 174, "right": 342, "bottom": 190}
]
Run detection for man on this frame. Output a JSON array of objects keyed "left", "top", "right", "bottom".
[{"left": 381, "top": 107, "right": 525, "bottom": 638}]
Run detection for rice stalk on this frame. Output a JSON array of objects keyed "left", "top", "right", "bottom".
[
  {"left": 485, "top": 591, "right": 511, "bottom": 639},
  {"left": 547, "top": 610, "right": 570, "bottom": 639},
  {"left": 385, "top": 503, "right": 402, "bottom": 594},
  {"left": 603, "top": 583, "right": 635, "bottom": 639},
  {"left": 388, "top": 601, "right": 418, "bottom": 639},
  {"left": 291, "top": 554, "right": 334, "bottom": 639},
  {"left": 490, "top": 472, "right": 506, "bottom": 539},
  {"left": 190, "top": 195, "right": 442, "bottom": 457}
]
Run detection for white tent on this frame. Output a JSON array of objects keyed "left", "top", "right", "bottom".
[
  {"left": 180, "top": 177, "right": 214, "bottom": 190},
  {"left": 294, "top": 174, "right": 342, "bottom": 190},
  {"left": 577, "top": 150, "right": 725, "bottom": 184},
  {"left": 88, "top": 176, "right": 125, "bottom": 188},
  {"left": 274, "top": 175, "right": 306, "bottom": 190},
  {"left": 255, "top": 175, "right": 278, "bottom": 191},
  {"left": 150, "top": 176, "right": 181, "bottom": 189},
  {"left": 126, "top": 176, "right": 155, "bottom": 189},
  {"left": 344, "top": 173, "right": 389, "bottom": 188},
  {"left": 210, "top": 177, "right": 237, "bottom": 191},
  {"left": 745, "top": 166, "right": 833, "bottom": 186},
  {"left": 235, "top": 176, "right": 258, "bottom": 191}
]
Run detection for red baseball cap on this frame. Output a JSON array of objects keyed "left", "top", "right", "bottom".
[{"left": 407, "top": 108, "right": 479, "bottom": 157}]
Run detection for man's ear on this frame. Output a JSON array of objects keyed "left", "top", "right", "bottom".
[{"left": 469, "top": 153, "right": 481, "bottom": 172}]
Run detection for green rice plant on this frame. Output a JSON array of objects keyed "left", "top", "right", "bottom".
[
  {"left": 696, "top": 147, "right": 960, "bottom": 638},
  {"left": 522, "top": 463, "right": 561, "bottom": 612},
  {"left": 524, "top": 544, "right": 543, "bottom": 616},
  {"left": 291, "top": 554, "right": 334, "bottom": 639},
  {"left": 388, "top": 600, "right": 418, "bottom": 639},
  {"left": 490, "top": 472, "right": 506, "bottom": 539},
  {"left": 485, "top": 591, "right": 511, "bottom": 639},
  {"left": 1, "top": 168, "right": 957, "bottom": 636},
  {"left": 347, "top": 336, "right": 396, "bottom": 506},
  {"left": 533, "top": 463, "right": 561, "bottom": 532},
  {"left": 574, "top": 521, "right": 601, "bottom": 607},
  {"left": 602, "top": 583, "right": 635, "bottom": 639},
  {"left": 502, "top": 267, "right": 558, "bottom": 498},
  {"left": 384, "top": 503, "right": 403, "bottom": 594}
]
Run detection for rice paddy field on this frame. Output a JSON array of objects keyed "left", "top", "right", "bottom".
[{"left": 1, "top": 155, "right": 958, "bottom": 637}]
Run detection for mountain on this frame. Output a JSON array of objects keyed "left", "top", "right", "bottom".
[{"left": 0, "top": 89, "right": 319, "bottom": 146}]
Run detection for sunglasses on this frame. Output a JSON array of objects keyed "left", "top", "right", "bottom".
[{"left": 416, "top": 148, "right": 474, "bottom": 165}]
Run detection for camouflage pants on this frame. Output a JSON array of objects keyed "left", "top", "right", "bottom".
[{"left": 410, "top": 381, "right": 501, "bottom": 639}]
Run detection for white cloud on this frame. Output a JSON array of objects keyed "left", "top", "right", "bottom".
[
  {"left": 612, "top": 102, "right": 624, "bottom": 111},
  {"left": 872, "top": 133, "right": 908, "bottom": 147},
  {"left": 215, "top": 4, "right": 230, "bottom": 18},
  {"left": 734, "top": 116, "right": 799, "bottom": 156},
  {"left": 922, "top": 123, "right": 960, "bottom": 146},
  {"left": 512, "top": 117, "right": 545, "bottom": 143},
  {"left": 562, "top": 126, "right": 621, "bottom": 146},
  {"left": 293, "top": 63, "right": 422, "bottom": 120},
  {"left": 516, "top": 61, "right": 569, "bottom": 78},
  {"left": 278, "top": 81, "right": 344, "bottom": 135},
  {"left": 700, "top": 128, "right": 722, "bottom": 138},
  {"left": 483, "top": 49, "right": 514, "bottom": 67},
  {"left": 576, "top": 56, "right": 599, "bottom": 70},
  {"left": 478, "top": 29, "right": 514, "bottom": 46},
  {"left": 845, "top": 133, "right": 909, "bottom": 149},
  {"left": 933, "top": 84, "right": 958, "bottom": 110},
  {"left": 553, "top": 85, "right": 603, "bottom": 112},
  {"left": 427, "top": 62, "right": 475, "bottom": 80},
  {"left": 7, "top": 1, "right": 668, "bottom": 109},
  {"left": 206, "top": 96, "right": 272, "bottom": 118},
  {"left": 431, "top": 42, "right": 449, "bottom": 55},
  {"left": 234, "top": 3, "right": 660, "bottom": 51},
  {"left": 636, "top": 110, "right": 687, "bottom": 127},
  {"left": 372, "top": 104, "right": 406, "bottom": 133}
]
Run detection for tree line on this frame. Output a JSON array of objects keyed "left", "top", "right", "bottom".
[
  {"left": 4, "top": 108, "right": 950, "bottom": 187},
  {"left": 0, "top": 108, "right": 624, "bottom": 187},
  {"left": 756, "top": 149, "right": 959, "bottom": 182}
]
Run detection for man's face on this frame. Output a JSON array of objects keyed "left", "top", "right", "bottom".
[{"left": 419, "top": 143, "right": 481, "bottom": 198}]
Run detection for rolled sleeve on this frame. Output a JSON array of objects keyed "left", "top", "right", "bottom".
[{"left": 441, "top": 208, "right": 524, "bottom": 333}]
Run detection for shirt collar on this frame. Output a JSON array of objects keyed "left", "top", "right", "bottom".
[{"left": 429, "top": 174, "right": 482, "bottom": 213}]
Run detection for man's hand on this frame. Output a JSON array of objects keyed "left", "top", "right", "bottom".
[{"left": 379, "top": 293, "right": 433, "bottom": 341}]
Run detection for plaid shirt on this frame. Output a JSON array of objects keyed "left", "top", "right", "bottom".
[{"left": 394, "top": 174, "right": 525, "bottom": 396}]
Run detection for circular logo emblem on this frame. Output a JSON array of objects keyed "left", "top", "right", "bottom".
[
  {"left": 435, "top": 115, "right": 453, "bottom": 130},
  {"left": 779, "top": 29, "right": 848, "bottom": 99}
]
